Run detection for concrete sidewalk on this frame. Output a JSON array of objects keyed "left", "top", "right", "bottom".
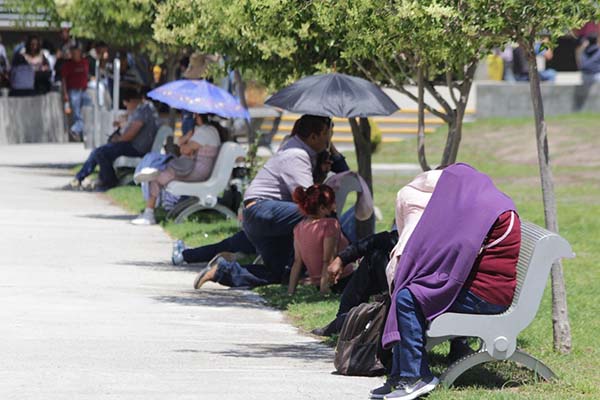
[{"left": 0, "top": 144, "right": 378, "bottom": 400}]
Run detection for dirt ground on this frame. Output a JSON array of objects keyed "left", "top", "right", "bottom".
[{"left": 468, "top": 118, "right": 600, "bottom": 168}]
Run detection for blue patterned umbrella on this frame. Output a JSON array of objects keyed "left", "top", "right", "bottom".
[{"left": 147, "top": 79, "right": 250, "bottom": 119}]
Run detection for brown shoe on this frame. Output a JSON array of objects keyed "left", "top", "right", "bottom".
[
  {"left": 193, "top": 252, "right": 238, "bottom": 289},
  {"left": 193, "top": 264, "right": 218, "bottom": 289}
]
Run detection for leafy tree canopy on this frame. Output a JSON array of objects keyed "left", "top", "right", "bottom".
[{"left": 154, "top": 0, "right": 349, "bottom": 87}]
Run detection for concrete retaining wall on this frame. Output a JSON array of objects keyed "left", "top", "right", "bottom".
[
  {"left": 0, "top": 92, "right": 67, "bottom": 145},
  {"left": 476, "top": 82, "right": 600, "bottom": 118}
]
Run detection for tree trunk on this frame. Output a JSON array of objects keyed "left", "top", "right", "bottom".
[
  {"left": 524, "top": 40, "right": 572, "bottom": 354},
  {"left": 349, "top": 117, "right": 375, "bottom": 240},
  {"left": 440, "top": 63, "right": 477, "bottom": 165},
  {"left": 417, "top": 67, "right": 431, "bottom": 171},
  {"left": 232, "top": 70, "right": 253, "bottom": 144},
  {"left": 166, "top": 57, "right": 178, "bottom": 130},
  {"left": 441, "top": 113, "right": 458, "bottom": 166}
]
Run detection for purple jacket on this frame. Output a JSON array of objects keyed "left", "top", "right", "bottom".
[{"left": 382, "top": 164, "right": 516, "bottom": 349}]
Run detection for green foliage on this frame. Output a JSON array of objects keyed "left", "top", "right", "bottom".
[
  {"left": 3, "top": 0, "right": 61, "bottom": 27},
  {"left": 315, "top": 0, "right": 499, "bottom": 86},
  {"left": 369, "top": 118, "right": 382, "bottom": 153},
  {"left": 154, "top": 0, "right": 350, "bottom": 87},
  {"left": 60, "top": 0, "right": 156, "bottom": 47}
]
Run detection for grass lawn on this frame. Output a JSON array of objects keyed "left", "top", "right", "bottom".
[{"left": 106, "top": 113, "right": 600, "bottom": 399}]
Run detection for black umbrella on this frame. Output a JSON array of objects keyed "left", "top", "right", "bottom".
[{"left": 265, "top": 73, "right": 399, "bottom": 118}]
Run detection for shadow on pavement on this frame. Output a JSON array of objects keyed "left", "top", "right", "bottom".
[
  {"left": 79, "top": 213, "right": 136, "bottom": 221},
  {"left": 152, "top": 288, "right": 267, "bottom": 310},
  {"left": 208, "top": 342, "right": 333, "bottom": 362},
  {"left": 0, "top": 162, "right": 78, "bottom": 170},
  {"left": 116, "top": 260, "right": 207, "bottom": 273}
]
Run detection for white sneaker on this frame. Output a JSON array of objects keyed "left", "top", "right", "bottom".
[
  {"left": 131, "top": 209, "right": 156, "bottom": 225},
  {"left": 67, "top": 178, "right": 81, "bottom": 190},
  {"left": 171, "top": 240, "right": 186, "bottom": 265},
  {"left": 134, "top": 167, "right": 160, "bottom": 183},
  {"left": 81, "top": 177, "right": 100, "bottom": 191}
]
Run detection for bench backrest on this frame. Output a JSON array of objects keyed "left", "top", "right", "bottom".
[
  {"left": 205, "top": 141, "right": 246, "bottom": 189},
  {"left": 151, "top": 125, "right": 174, "bottom": 154},
  {"left": 508, "top": 221, "right": 574, "bottom": 332}
]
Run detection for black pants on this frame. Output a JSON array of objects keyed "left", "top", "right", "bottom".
[
  {"left": 321, "top": 249, "right": 390, "bottom": 335},
  {"left": 182, "top": 230, "right": 256, "bottom": 264}
]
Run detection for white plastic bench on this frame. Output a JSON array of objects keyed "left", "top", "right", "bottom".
[
  {"left": 426, "top": 221, "right": 575, "bottom": 386},
  {"left": 165, "top": 141, "right": 246, "bottom": 223},
  {"left": 113, "top": 125, "right": 173, "bottom": 184}
]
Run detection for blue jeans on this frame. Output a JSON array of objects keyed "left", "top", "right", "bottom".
[
  {"left": 214, "top": 260, "right": 276, "bottom": 288},
  {"left": 76, "top": 142, "right": 142, "bottom": 187},
  {"left": 228, "top": 200, "right": 357, "bottom": 288},
  {"left": 242, "top": 199, "right": 304, "bottom": 283},
  {"left": 182, "top": 230, "right": 256, "bottom": 263},
  {"left": 389, "top": 288, "right": 508, "bottom": 380},
  {"left": 339, "top": 205, "right": 357, "bottom": 244},
  {"left": 69, "top": 89, "right": 91, "bottom": 136}
]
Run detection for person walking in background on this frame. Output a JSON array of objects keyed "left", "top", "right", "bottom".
[
  {"left": 22, "top": 35, "right": 51, "bottom": 94},
  {"left": 12, "top": 35, "right": 51, "bottom": 95},
  {"left": 62, "top": 45, "right": 90, "bottom": 141},
  {"left": 579, "top": 33, "right": 600, "bottom": 84},
  {"left": 0, "top": 34, "right": 9, "bottom": 88}
]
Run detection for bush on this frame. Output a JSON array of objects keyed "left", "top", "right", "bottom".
[{"left": 370, "top": 118, "right": 382, "bottom": 153}]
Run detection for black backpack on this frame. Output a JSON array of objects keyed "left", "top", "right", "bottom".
[{"left": 334, "top": 296, "right": 391, "bottom": 376}]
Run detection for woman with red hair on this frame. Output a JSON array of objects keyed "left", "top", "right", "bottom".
[{"left": 288, "top": 184, "right": 354, "bottom": 295}]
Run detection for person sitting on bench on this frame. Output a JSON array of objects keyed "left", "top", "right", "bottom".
[
  {"left": 68, "top": 85, "right": 158, "bottom": 191},
  {"left": 131, "top": 113, "right": 225, "bottom": 225},
  {"left": 371, "top": 163, "right": 521, "bottom": 400}
]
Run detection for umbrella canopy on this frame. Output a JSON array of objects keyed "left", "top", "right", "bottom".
[
  {"left": 265, "top": 73, "right": 399, "bottom": 118},
  {"left": 147, "top": 79, "right": 250, "bottom": 119}
]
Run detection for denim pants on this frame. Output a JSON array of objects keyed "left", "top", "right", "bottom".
[
  {"left": 213, "top": 260, "right": 277, "bottom": 288},
  {"left": 182, "top": 230, "right": 256, "bottom": 264},
  {"left": 69, "top": 89, "right": 91, "bottom": 136},
  {"left": 242, "top": 199, "right": 304, "bottom": 283},
  {"left": 76, "top": 142, "right": 142, "bottom": 187},
  {"left": 389, "top": 287, "right": 508, "bottom": 380}
]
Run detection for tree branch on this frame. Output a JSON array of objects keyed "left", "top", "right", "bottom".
[
  {"left": 446, "top": 71, "right": 459, "bottom": 108},
  {"left": 423, "top": 80, "right": 453, "bottom": 115},
  {"left": 376, "top": 56, "right": 449, "bottom": 121},
  {"left": 393, "top": 53, "right": 416, "bottom": 85},
  {"left": 352, "top": 59, "right": 379, "bottom": 84}
]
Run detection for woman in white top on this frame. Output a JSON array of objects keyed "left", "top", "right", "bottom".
[
  {"left": 132, "top": 113, "right": 222, "bottom": 225},
  {"left": 385, "top": 169, "right": 442, "bottom": 289}
]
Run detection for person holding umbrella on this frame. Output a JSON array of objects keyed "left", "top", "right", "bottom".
[{"left": 131, "top": 113, "right": 225, "bottom": 225}]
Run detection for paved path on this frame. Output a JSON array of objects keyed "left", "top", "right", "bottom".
[{"left": 0, "top": 144, "right": 378, "bottom": 400}]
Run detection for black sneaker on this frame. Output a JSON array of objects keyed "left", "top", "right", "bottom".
[
  {"left": 370, "top": 379, "right": 398, "bottom": 399},
  {"left": 384, "top": 376, "right": 439, "bottom": 400},
  {"left": 448, "top": 338, "right": 475, "bottom": 364}
]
